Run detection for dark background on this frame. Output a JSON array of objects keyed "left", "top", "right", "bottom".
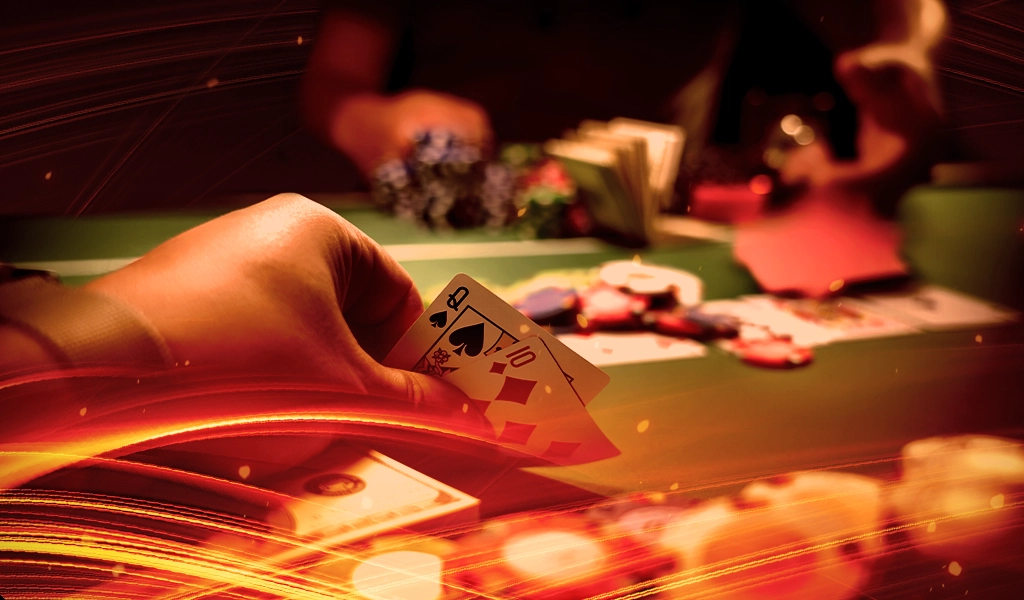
[{"left": 0, "top": 0, "right": 1020, "bottom": 216}]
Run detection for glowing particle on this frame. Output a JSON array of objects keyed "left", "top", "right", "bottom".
[
  {"left": 184, "top": 359, "right": 190, "bottom": 366},
  {"left": 794, "top": 125, "right": 816, "bottom": 145},
  {"left": 238, "top": 465, "right": 251, "bottom": 480},
  {"left": 136, "top": 379, "right": 140, "bottom": 383},
  {"left": 670, "top": 482, "right": 679, "bottom": 491},
  {"left": 647, "top": 491, "right": 666, "bottom": 503},
  {"left": 780, "top": 114, "right": 803, "bottom": 135},
  {"left": 462, "top": 403, "right": 468, "bottom": 413},
  {"left": 637, "top": 419, "right": 650, "bottom": 433},
  {"left": 44, "top": 171, "right": 52, "bottom": 180},
  {"left": 927, "top": 521, "right": 937, "bottom": 533},
  {"left": 112, "top": 563, "right": 126, "bottom": 577},
  {"left": 517, "top": 207, "right": 527, "bottom": 217},
  {"left": 949, "top": 561, "right": 962, "bottom": 576},
  {"left": 544, "top": 385, "right": 552, "bottom": 394},
  {"left": 991, "top": 493, "right": 1005, "bottom": 508},
  {"left": 763, "top": 148, "right": 785, "bottom": 169},
  {"left": 576, "top": 314, "right": 589, "bottom": 329},
  {"left": 206, "top": 77, "right": 219, "bottom": 89},
  {"left": 519, "top": 324, "right": 530, "bottom": 334},
  {"left": 297, "top": 35, "right": 304, "bottom": 45},
  {"left": 632, "top": 254, "right": 642, "bottom": 264},
  {"left": 829, "top": 279, "right": 845, "bottom": 292},
  {"left": 698, "top": 266, "right": 702, "bottom": 271},
  {"left": 748, "top": 174, "right": 773, "bottom": 195},
  {"left": 351, "top": 551, "right": 442, "bottom": 600},
  {"left": 895, "top": 368, "right": 898, "bottom": 373},
  {"left": 79, "top": 407, "right": 87, "bottom": 416},
  {"left": 975, "top": 334, "right": 982, "bottom": 343}
]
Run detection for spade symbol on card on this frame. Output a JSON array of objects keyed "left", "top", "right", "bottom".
[
  {"left": 429, "top": 311, "right": 448, "bottom": 328},
  {"left": 449, "top": 323, "right": 485, "bottom": 357}
]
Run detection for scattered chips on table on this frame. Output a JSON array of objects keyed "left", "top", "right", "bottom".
[{"left": 450, "top": 512, "right": 674, "bottom": 599}]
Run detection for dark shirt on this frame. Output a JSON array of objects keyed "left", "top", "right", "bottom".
[{"left": 334, "top": 0, "right": 731, "bottom": 142}]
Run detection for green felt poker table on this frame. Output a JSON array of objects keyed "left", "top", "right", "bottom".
[{"left": 2, "top": 186, "right": 1023, "bottom": 503}]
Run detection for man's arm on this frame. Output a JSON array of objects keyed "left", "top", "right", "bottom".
[{"left": 300, "top": 8, "right": 492, "bottom": 175}]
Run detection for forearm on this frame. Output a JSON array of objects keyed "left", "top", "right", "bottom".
[{"left": 301, "top": 10, "right": 395, "bottom": 148}]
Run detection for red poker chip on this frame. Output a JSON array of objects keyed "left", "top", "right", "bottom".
[
  {"left": 731, "top": 338, "right": 813, "bottom": 368},
  {"left": 579, "top": 285, "right": 648, "bottom": 330},
  {"left": 643, "top": 309, "right": 704, "bottom": 338},
  {"left": 450, "top": 512, "right": 674, "bottom": 599}
]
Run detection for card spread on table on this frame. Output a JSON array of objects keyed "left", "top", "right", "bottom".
[
  {"left": 698, "top": 297, "right": 921, "bottom": 347},
  {"left": 557, "top": 332, "right": 706, "bottom": 366},
  {"left": 855, "top": 285, "right": 1020, "bottom": 330},
  {"left": 384, "top": 273, "right": 610, "bottom": 406},
  {"left": 445, "top": 338, "right": 619, "bottom": 465}
]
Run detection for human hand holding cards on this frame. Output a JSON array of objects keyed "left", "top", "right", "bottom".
[{"left": 384, "top": 274, "right": 617, "bottom": 465}]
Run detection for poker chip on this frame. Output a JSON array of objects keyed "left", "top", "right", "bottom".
[
  {"left": 685, "top": 308, "right": 741, "bottom": 339},
  {"left": 646, "top": 489, "right": 879, "bottom": 600},
  {"left": 889, "top": 435, "right": 1024, "bottom": 567},
  {"left": 513, "top": 286, "right": 580, "bottom": 329},
  {"left": 643, "top": 309, "right": 705, "bottom": 339},
  {"left": 729, "top": 337, "right": 813, "bottom": 368},
  {"left": 450, "top": 512, "right": 673, "bottom": 599},
  {"left": 303, "top": 535, "right": 463, "bottom": 600},
  {"left": 370, "top": 129, "right": 517, "bottom": 231},
  {"left": 578, "top": 284, "right": 648, "bottom": 330},
  {"left": 598, "top": 261, "right": 703, "bottom": 307}
]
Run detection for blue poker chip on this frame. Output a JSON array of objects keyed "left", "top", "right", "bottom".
[
  {"left": 685, "top": 308, "right": 741, "bottom": 339},
  {"left": 514, "top": 287, "right": 580, "bottom": 326}
]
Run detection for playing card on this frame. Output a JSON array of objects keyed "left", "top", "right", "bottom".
[
  {"left": 445, "top": 338, "right": 619, "bottom": 465},
  {"left": 384, "top": 274, "right": 610, "bottom": 405},
  {"left": 743, "top": 295, "right": 921, "bottom": 343},
  {"left": 855, "top": 285, "right": 1020, "bottom": 330},
  {"left": 557, "top": 332, "right": 706, "bottom": 366},
  {"left": 698, "top": 297, "right": 919, "bottom": 347}
]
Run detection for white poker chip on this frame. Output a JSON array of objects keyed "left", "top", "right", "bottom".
[
  {"left": 889, "top": 435, "right": 1024, "bottom": 567},
  {"left": 740, "top": 472, "right": 886, "bottom": 572},
  {"left": 642, "top": 473, "right": 882, "bottom": 600},
  {"left": 598, "top": 261, "right": 703, "bottom": 306}
]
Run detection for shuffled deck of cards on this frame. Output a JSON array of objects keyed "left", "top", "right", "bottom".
[{"left": 384, "top": 274, "right": 617, "bottom": 465}]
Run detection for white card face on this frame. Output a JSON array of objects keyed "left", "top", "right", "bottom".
[
  {"left": 445, "top": 338, "right": 619, "bottom": 465},
  {"left": 697, "top": 299, "right": 837, "bottom": 347},
  {"left": 698, "top": 297, "right": 920, "bottom": 347},
  {"left": 856, "top": 285, "right": 1020, "bottom": 330},
  {"left": 742, "top": 296, "right": 922, "bottom": 343},
  {"left": 557, "top": 332, "right": 706, "bottom": 366},
  {"left": 384, "top": 274, "right": 610, "bottom": 405}
]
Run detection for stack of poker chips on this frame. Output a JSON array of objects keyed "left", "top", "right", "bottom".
[
  {"left": 319, "top": 434, "right": 1022, "bottom": 599},
  {"left": 371, "top": 130, "right": 517, "bottom": 230},
  {"left": 512, "top": 260, "right": 740, "bottom": 341}
]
